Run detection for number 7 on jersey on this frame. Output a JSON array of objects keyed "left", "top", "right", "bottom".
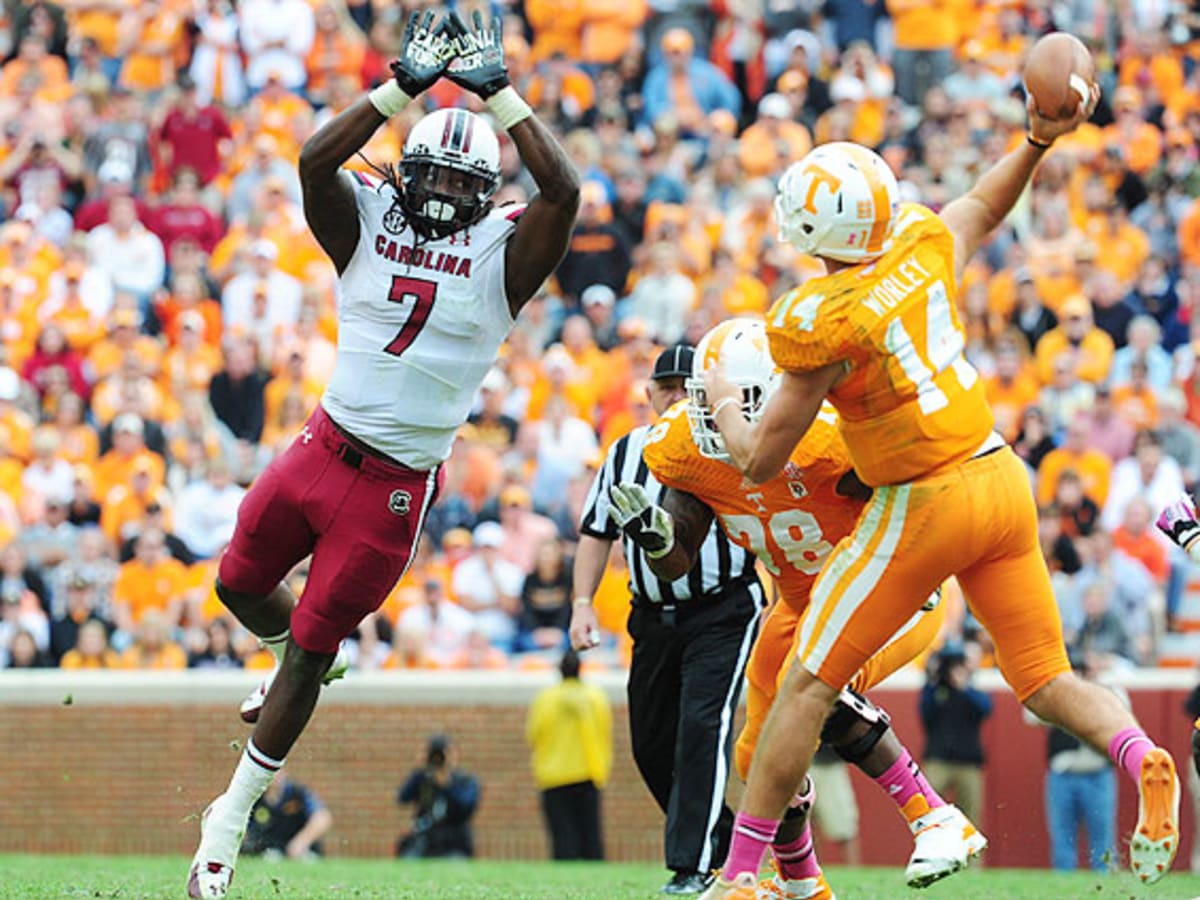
[{"left": 384, "top": 275, "right": 437, "bottom": 356}]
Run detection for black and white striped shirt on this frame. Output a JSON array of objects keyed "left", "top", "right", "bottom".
[{"left": 579, "top": 425, "right": 757, "bottom": 605}]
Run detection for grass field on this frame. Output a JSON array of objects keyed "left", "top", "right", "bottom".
[{"left": 4, "top": 856, "right": 1200, "bottom": 900}]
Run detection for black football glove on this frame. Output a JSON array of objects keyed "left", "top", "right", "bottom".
[
  {"left": 442, "top": 10, "right": 510, "bottom": 100},
  {"left": 389, "top": 10, "right": 451, "bottom": 98},
  {"left": 609, "top": 483, "right": 675, "bottom": 559}
]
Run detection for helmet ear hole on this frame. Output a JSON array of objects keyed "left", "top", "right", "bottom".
[{"left": 801, "top": 223, "right": 815, "bottom": 235}]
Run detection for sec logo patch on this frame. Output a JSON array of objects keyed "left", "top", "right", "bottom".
[
  {"left": 382, "top": 201, "right": 405, "bottom": 235},
  {"left": 388, "top": 490, "right": 412, "bottom": 516}
]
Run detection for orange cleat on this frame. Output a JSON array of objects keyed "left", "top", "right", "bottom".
[
  {"left": 697, "top": 872, "right": 757, "bottom": 900},
  {"left": 1130, "top": 747, "right": 1179, "bottom": 885},
  {"left": 758, "top": 871, "right": 837, "bottom": 900}
]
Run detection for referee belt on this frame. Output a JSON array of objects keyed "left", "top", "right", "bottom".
[{"left": 632, "top": 575, "right": 757, "bottom": 626}]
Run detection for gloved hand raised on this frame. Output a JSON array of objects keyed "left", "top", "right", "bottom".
[
  {"left": 441, "top": 10, "right": 510, "bottom": 100},
  {"left": 388, "top": 9, "right": 452, "bottom": 98}
]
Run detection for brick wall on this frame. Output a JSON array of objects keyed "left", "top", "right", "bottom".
[
  {"left": 0, "top": 672, "right": 674, "bottom": 861},
  {"left": 2, "top": 669, "right": 1196, "bottom": 870}
]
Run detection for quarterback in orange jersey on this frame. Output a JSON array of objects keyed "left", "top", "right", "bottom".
[
  {"left": 699, "top": 95, "right": 1181, "bottom": 900},
  {"left": 619, "top": 318, "right": 984, "bottom": 899}
]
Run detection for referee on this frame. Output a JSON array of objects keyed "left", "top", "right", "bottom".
[{"left": 570, "top": 345, "right": 765, "bottom": 896}]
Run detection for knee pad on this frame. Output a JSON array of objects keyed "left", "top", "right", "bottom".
[{"left": 820, "top": 688, "right": 891, "bottom": 765}]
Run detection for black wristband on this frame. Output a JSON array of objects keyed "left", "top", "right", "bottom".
[{"left": 1026, "top": 133, "right": 1053, "bottom": 150}]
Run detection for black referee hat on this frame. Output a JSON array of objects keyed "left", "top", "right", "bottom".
[{"left": 651, "top": 345, "right": 694, "bottom": 380}]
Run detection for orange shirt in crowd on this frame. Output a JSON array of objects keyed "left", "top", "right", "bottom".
[
  {"left": 1036, "top": 448, "right": 1113, "bottom": 508},
  {"left": 91, "top": 449, "right": 166, "bottom": 503},
  {"left": 305, "top": 29, "right": 365, "bottom": 98},
  {"left": 112, "top": 555, "right": 190, "bottom": 625},
  {"left": 984, "top": 371, "right": 1040, "bottom": 442},
  {"left": 0, "top": 54, "right": 70, "bottom": 99},
  {"left": 1112, "top": 526, "right": 1169, "bottom": 583},
  {"left": 0, "top": 407, "right": 33, "bottom": 464},
  {"left": 60, "top": 647, "right": 121, "bottom": 669},
  {"left": 1084, "top": 217, "right": 1150, "bottom": 285},
  {"left": 157, "top": 297, "right": 224, "bottom": 348},
  {"left": 579, "top": 0, "right": 647, "bottom": 64},
  {"left": 100, "top": 483, "right": 173, "bottom": 544},
  {"left": 1119, "top": 53, "right": 1185, "bottom": 109},
  {"left": 738, "top": 120, "right": 813, "bottom": 178},
  {"left": 52, "top": 424, "right": 99, "bottom": 467},
  {"left": 86, "top": 334, "right": 165, "bottom": 383},
  {"left": 525, "top": 0, "right": 583, "bottom": 61},
  {"left": 263, "top": 373, "right": 323, "bottom": 428},
  {"left": 161, "top": 342, "right": 223, "bottom": 395},
  {"left": 69, "top": 7, "right": 122, "bottom": 57},
  {"left": 1111, "top": 384, "right": 1159, "bottom": 430},
  {"left": 527, "top": 67, "right": 596, "bottom": 116},
  {"left": 1034, "top": 329, "right": 1115, "bottom": 385},
  {"left": 887, "top": 0, "right": 960, "bottom": 50},
  {"left": 119, "top": 3, "right": 185, "bottom": 93},
  {"left": 118, "top": 640, "right": 188, "bottom": 670}
]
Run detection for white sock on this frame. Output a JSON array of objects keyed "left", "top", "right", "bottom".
[
  {"left": 261, "top": 629, "right": 290, "bottom": 667},
  {"left": 224, "top": 739, "right": 284, "bottom": 818}
]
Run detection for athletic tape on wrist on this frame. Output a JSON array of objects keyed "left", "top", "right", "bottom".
[
  {"left": 368, "top": 81, "right": 412, "bottom": 118},
  {"left": 486, "top": 86, "right": 533, "bottom": 130}
]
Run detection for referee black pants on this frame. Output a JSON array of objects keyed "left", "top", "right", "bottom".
[{"left": 626, "top": 578, "right": 763, "bottom": 876}]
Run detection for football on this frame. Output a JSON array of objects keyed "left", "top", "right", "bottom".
[{"left": 1023, "top": 32, "right": 1096, "bottom": 121}]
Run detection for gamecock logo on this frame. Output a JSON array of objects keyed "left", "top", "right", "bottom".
[{"left": 388, "top": 490, "right": 412, "bottom": 516}]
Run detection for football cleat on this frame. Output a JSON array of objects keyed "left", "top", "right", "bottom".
[
  {"left": 698, "top": 871, "right": 757, "bottom": 900},
  {"left": 186, "top": 796, "right": 245, "bottom": 899},
  {"left": 905, "top": 804, "right": 987, "bottom": 889},
  {"left": 1130, "top": 748, "right": 1179, "bottom": 884},
  {"left": 239, "top": 642, "right": 351, "bottom": 723},
  {"left": 757, "top": 872, "right": 836, "bottom": 900}
]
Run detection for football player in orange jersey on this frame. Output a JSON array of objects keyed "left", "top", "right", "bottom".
[
  {"left": 697, "top": 89, "right": 1181, "bottom": 899},
  {"left": 610, "top": 318, "right": 983, "bottom": 900}
]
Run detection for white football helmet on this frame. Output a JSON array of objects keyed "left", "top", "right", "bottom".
[
  {"left": 775, "top": 141, "right": 900, "bottom": 263},
  {"left": 400, "top": 108, "right": 501, "bottom": 238},
  {"left": 685, "top": 318, "right": 782, "bottom": 461}
]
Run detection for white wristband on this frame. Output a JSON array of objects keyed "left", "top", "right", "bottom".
[
  {"left": 711, "top": 397, "right": 739, "bottom": 420},
  {"left": 368, "top": 81, "right": 412, "bottom": 118},
  {"left": 486, "top": 86, "right": 533, "bottom": 130},
  {"left": 573, "top": 596, "right": 593, "bottom": 608}
]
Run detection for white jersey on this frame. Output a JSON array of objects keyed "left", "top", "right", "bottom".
[{"left": 322, "top": 170, "right": 523, "bottom": 470}]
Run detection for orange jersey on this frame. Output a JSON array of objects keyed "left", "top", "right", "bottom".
[
  {"left": 767, "top": 203, "right": 993, "bottom": 486},
  {"left": 643, "top": 400, "right": 863, "bottom": 611}
]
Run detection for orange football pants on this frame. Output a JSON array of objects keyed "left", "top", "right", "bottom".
[
  {"left": 734, "top": 579, "right": 945, "bottom": 779},
  {"left": 798, "top": 446, "right": 1069, "bottom": 703}
]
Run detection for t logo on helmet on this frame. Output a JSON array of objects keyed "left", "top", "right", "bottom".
[{"left": 800, "top": 163, "right": 842, "bottom": 214}]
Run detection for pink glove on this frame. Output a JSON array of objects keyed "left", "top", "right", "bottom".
[{"left": 1157, "top": 493, "right": 1200, "bottom": 561}]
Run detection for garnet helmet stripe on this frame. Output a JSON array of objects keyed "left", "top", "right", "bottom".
[
  {"left": 440, "top": 111, "right": 453, "bottom": 148},
  {"left": 461, "top": 112, "right": 475, "bottom": 154},
  {"left": 450, "top": 109, "right": 466, "bottom": 151}
]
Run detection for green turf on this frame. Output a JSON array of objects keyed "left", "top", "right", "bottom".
[{"left": 3, "top": 855, "right": 1200, "bottom": 900}]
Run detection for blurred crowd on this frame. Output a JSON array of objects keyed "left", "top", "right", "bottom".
[{"left": 0, "top": 0, "right": 1197, "bottom": 676}]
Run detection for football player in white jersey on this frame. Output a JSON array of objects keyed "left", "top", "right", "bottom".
[{"left": 187, "top": 12, "right": 579, "bottom": 898}]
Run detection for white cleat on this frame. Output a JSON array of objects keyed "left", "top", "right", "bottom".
[
  {"left": 904, "top": 804, "right": 987, "bottom": 889},
  {"left": 186, "top": 796, "right": 245, "bottom": 899},
  {"left": 239, "top": 642, "right": 351, "bottom": 724}
]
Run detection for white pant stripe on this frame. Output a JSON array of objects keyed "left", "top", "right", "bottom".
[{"left": 803, "top": 484, "right": 912, "bottom": 675}]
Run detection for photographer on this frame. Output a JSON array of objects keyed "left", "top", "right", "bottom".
[
  {"left": 395, "top": 734, "right": 480, "bottom": 859},
  {"left": 919, "top": 643, "right": 993, "bottom": 823}
]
